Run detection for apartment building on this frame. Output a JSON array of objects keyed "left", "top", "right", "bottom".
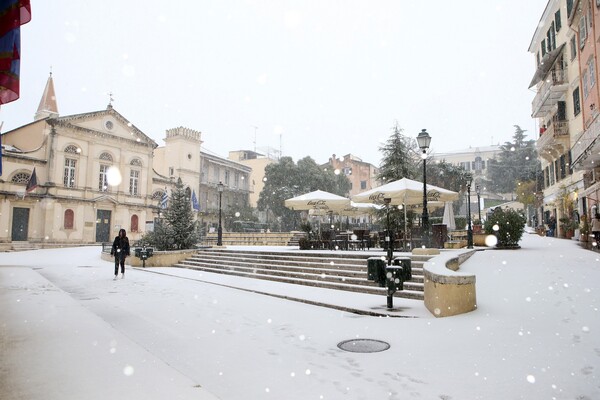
[
  {"left": 325, "top": 153, "right": 379, "bottom": 197},
  {"left": 529, "top": 0, "right": 586, "bottom": 235},
  {"left": 568, "top": 0, "right": 600, "bottom": 219}
]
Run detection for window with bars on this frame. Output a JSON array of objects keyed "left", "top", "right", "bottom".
[
  {"left": 129, "top": 170, "right": 140, "bottom": 196},
  {"left": 64, "top": 158, "right": 76, "bottom": 188}
]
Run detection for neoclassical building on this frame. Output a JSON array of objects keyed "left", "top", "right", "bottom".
[{"left": 0, "top": 74, "right": 251, "bottom": 247}]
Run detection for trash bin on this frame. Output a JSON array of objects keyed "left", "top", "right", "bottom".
[
  {"left": 393, "top": 256, "right": 412, "bottom": 281},
  {"left": 432, "top": 224, "right": 448, "bottom": 249},
  {"left": 367, "top": 257, "right": 386, "bottom": 287},
  {"left": 385, "top": 266, "right": 404, "bottom": 292},
  {"left": 134, "top": 248, "right": 142, "bottom": 258}
]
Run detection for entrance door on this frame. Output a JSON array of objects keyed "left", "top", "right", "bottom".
[
  {"left": 96, "top": 210, "right": 111, "bottom": 242},
  {"left": 11, "top": 207, "right": 30, "bottom": 241}
]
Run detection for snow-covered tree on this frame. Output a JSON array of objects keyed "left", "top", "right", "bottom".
[{"left": 142, "top": 178, "right": 198, "bottom": 250}]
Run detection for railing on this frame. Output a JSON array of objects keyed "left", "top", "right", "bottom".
[
  {"left": 536, "top": 120, "right": 569, "bottom": 151},
  {"left": 531, "top": 69, "right": 568, "bottom": 117},
  {"left": 572, "top": 115, "right": 600, "bottom": 167}
]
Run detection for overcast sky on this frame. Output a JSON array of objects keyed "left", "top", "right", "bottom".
[{"left": 1, "top": 0, "right": 547, "bottom": 165}]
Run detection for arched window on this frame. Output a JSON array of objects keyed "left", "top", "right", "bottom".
[
  {"left": 64, "top": 145, "right": 80, "bottom": 154},
  {"left": 99, "top": 152, "right": 113, "bottom": 162},
  {"left": 64, "top": 209, "right": 74, "bottom": 229},
  {"left": 130, "top": 158, "right": 142, "bottom": 167},
  {"left": 11, "top": 172, "right": 31, "bottom": 184},
  {"left": 130, "top": 214, "right": 139, "bottom": 232}
]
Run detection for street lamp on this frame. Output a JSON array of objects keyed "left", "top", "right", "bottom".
[
  {"left": 475, "top": 183, "right": 482, "bottom": 222},
  {"left": 416, "top": 129, "right": 432, "bottom": 247},
  {"left": 466, "top": 175, "right": 473, "bottom": 249},
  {"left": 384, "top": 197, "right": 393, "bottom": 265},
  {"left": 217, "top": 181, "right": 224, "bottom": 246}
]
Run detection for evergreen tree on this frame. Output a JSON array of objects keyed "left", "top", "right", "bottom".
[
  {"left": 142, "top": 178, "right": 198, "bottom": 250},
  {"left": 377, "top": 122, "right": 419, "bottom": 182},
  {"left": 486, "top": 125, "right": 539, "bottom": 194}
]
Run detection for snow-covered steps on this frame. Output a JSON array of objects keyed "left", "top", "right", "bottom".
[{"left": 173, "top": 249, "right": 432, "bottom": 301}]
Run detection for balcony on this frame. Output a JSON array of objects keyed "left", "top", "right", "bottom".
[
  {"left": 531, "top": 69, "right": 569, "bottom": 118},
  {"left": 537, "top": 120, "right": 570, "bottom": 162},
  {"left": 572, "top": 114, "right": 600, "bottom": 170}
]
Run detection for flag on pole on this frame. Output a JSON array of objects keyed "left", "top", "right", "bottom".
[
  {"left": 160, "top": 190, "right": 168, "bottom": 209},
  {"left": 25, "top": 166, "right": 37, "bottom": 192},
  {"left": 0, "top": 127, "right": 3, "bottom": 176},
  {"left": 0, "top": 0, "right": 32, "bottom": 105},
  {"left": 191, "top": 189, "right": 200, "bottom": 211}
]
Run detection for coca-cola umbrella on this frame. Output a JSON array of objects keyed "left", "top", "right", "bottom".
[
  {"left": 352, "top": 177, "right": 459, "bottom": 206},
  {"left": 284, "top": 190, "right": 351, "bottom": 212},
  {"left": 352, "top": 178, "right": 459, "bottom": 248}
]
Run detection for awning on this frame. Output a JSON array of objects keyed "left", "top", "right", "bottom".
[{"left": 528, "top": 43, "right": 566, "bottom": 88}]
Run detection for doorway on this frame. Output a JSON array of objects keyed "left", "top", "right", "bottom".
[
  {"left": 11, "top": 207, "right": 30, "bottom": 241},
  {"left": 96, "top": 209, "right": 111, "bottom": 242}
]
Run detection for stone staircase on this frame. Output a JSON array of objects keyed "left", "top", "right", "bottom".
[{"left": 173, "top": 248, "right": 432, "bottom": 300}]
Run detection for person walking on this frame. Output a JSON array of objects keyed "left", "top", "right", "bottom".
[
  {"left": 592, "top": 213, "right": 600, "bottom": 246},
  {"left": 547, "top": 215, "right": 556, "bottom": 237},
  {"left": 110, "top": 228, "right": 130, "bottom": 279}
]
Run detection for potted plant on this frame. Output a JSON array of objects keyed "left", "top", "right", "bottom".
[
  {"left": 559, "top": 217, "right": 578, "bottom": 239},
  {"left": 484, "top": 208, "right": 526, "bottom": 249}
]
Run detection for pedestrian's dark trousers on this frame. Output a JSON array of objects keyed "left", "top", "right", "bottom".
[{"left": 114, "top": 253, "right": 125, "bottom": 275}]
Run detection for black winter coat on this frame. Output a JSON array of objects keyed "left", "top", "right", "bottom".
[{"left": 111, "top": 236, "right": 130, "bottom": 258}]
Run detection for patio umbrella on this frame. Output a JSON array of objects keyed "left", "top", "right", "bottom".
[
  {"left": 284, "top": 190, "right": 350, "bottom": 211},
  {"left": 442, "top": 201, "right": 456, "bottom": 231},
  {"left": 352, "top": 177, "right": 459, "bottom": 206},
  {"left": 353, "top": 178, "right": 459, "bottom": 248}
]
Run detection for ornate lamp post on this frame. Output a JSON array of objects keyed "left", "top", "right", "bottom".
[
  {"left": 384, "top": 197, "right": 393, "bottom": 265},
  {"left": 466, "top": 175, "right": 473, "bottom": 249},
  {"left": 217, "top": 181, "right": 224, "bottom": 246},
  {"left": 416, "top": 129, "right": 432, "bottom": 247},
  {"left": 475, "top": 183, "right": 482, "bottom": 222}
]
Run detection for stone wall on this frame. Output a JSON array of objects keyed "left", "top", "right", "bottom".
[{"left": 422, "top": 249, "right": 477, "bottom": 318}]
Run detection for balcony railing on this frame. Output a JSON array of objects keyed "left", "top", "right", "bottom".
[
  {"left": 531, "top": 69, "right": 568, "bottom": 118},
  {"left": 537, "top": 120, "right": 570, "bottom": 161},
  {"left": 572, "top": 114, "right": 600, "bottom": 169}
]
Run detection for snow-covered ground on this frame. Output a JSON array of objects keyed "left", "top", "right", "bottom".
[{"left": 1, "top": 232, "right": 599, "bottom": 400}]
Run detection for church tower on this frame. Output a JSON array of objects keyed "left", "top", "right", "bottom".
[{"left": 34, "top": 72, "right": 59, "bottom": 121}]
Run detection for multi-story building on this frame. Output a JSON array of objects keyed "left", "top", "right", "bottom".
[
  {"left": 569, "top": 0, "right": 600, "bottom": 220},
  {"left": 325, "top": 153, "right": 379, "bottom": 197},
  {"left": 228, "top": 149, "right": 275, "bottom": 208},
  {"left": 199, "top": 149, "right": 252, "bottom": 231},
  {"left": 529, "top": 0, "right": 586, "bottom": 235},
  {"left": 0, "top": 74, "right": 250, "bottom": 246},
  {"left": 430, "top": 145, "right": 504, "bottom": 202}
]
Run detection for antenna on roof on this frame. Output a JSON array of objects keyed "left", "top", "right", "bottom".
[{"left": 252, "top": 125, "right": 258, "bottom": 152}]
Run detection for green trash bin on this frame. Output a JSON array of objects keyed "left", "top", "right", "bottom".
[
  {"left": 367, "top": 257, "right": 386, "bottom": 287},
  {"left": 385, "top": 266, "right": 404, "bottom": 292},
  {"left": 393, "top": 256, "right": 412, "bottom": 281}
]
